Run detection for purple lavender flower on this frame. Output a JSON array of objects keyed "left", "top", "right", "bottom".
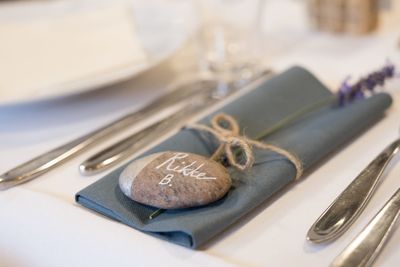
[
  {"left": 338, "top": 77, "right": 352, "bottom": 106},
  {"left": 338, "top": 62, "right": 396, "bottom": 105},
  {"left": 337, "top": 90, "right": 346, "bottom": 106},
  {"left": 354, "top": 90, "right": 365, "bottom": 100},
  {"left": 350, "top": 81, "right": 362, "bottom": 100},
  {"left": 362, "top": 74, "right": 376, "bottom": 90},
  {"left": 382, "top": 63, "right": 395, "bottom": 78},
  {"left": 372, "top": 71, "right": 385, "bottom": 86}
]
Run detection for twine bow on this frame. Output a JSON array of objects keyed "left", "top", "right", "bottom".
[{"left": 186, "top": 113, "right": 303, "bottom": 180}]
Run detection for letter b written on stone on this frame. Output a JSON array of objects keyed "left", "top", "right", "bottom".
[{"left": 159, "top": 173, "right": 174, "bottom": 185}]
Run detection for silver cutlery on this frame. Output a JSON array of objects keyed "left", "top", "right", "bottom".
[
  {"left": 331, "top": 188, "right": 400, "bottom": 267},
  {"left": 79, "top": 84, "right": 218, "bottom": 175},
  {"left": 307, "top": 138, "right": 400, "bottom": 243},
  {"left": 0, "top": 69, "right": 271, "bottom": 190},
  {"left": 0, "top": 77, "right": 217, "bottom": 190},
  {"left": 79, "top": 70, "right": 272, "bottom": 175}
]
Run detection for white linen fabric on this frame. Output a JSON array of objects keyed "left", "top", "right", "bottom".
[{"left": 1, "top": 1, "right": 400, "bottom": 266}]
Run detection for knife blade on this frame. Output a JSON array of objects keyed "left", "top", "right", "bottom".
[{"left": 0, "top": 77, "right": 216, "bottom": 190}]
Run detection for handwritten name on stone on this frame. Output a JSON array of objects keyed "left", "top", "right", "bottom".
[
  {"left": 119, "top": 151, "right": 232, "bottom": 209},
  {"left": 156, "top": 153, "right": 216, "bottom": 186}
]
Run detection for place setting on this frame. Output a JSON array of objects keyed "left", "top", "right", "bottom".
[
  {"left": 1, "top": 1, "right": 400, "bottom": 266},
  {"left": 0, "top": 0, "right": 197, "bottom": 105}
]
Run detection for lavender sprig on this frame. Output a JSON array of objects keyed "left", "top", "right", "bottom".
[
  {"left": 256, "top": 62, "right": 397, "bottom": 140},
  {"left": 338, "top": 62, "right": 396, "bottom": 106}
]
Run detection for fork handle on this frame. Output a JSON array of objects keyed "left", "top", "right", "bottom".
[
  {"left": 79, "top": 107, "right": 190, "bottom": 175},
  {"left": 331, "top": 188, "right": 400, "bottom": 267},
  {"left": 0, "top": 134, "right": 93, "bottom": 190},
  {"left": 0, "top": 115, "right": 142, "bottom": 190},
  {"left": 307, "top": 138, "right": 400, "bottom": 243},
  {"left": 0, "top": 93, "right": 194, "bottom": 190}
]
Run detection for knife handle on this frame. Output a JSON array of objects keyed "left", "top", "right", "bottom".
[
  {"left": 0, "top": 79, "right": 217, "bottom": 190},
  {"left": 0, "top": 135, "right": 90, "bottom": 190},
  {"left": 0, "top": 111, "right": 156, "bottom": 190},
  {"left": 79, "top": 93, "right": 220, "bottom": 176},
  {"left": 307, "top": 138, "right": 400, "bottom": 243},
  {"left": 79, "top": 106, "right": 191, "bottom": 175},
  {"left": 331, "top": 188, "right": 400, "bottom": 267}
]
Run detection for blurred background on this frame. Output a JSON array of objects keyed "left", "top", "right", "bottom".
[{"left": 0, "top": 0, "right": 399, "bottom": 107}]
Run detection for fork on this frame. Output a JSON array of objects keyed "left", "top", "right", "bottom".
[
  {"left": 331, "top": 188, "right": 400, "bottom": 267},
  {"left": 0, "top": 78, "right": 216, "bottom": 190},
  {"left": 307, "top": 138, "right": 400, "bottom": 243},
  {"left": 79, "top": 87, "right": 218, "bottom": 175}
]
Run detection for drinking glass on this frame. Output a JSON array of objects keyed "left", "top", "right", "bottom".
[{"left": 195, "top": 0, "right": 266, "bottom": 90}]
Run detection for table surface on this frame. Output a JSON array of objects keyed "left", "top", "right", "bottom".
[{"left": 1, "top": 1, "right": 400, "bottom": 266}]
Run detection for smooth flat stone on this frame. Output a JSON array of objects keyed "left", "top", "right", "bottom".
[{"left": 119, "top": 151, "right": 231, "bottom": 209}]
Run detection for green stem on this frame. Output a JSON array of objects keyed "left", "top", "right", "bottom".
[
  {"left": 231, "top": 96, "right": 335, "bottom": 161},
  {"left": 255, "top": 96, "right": 336, "bottom": 140},
  {"left": 149, "top": 209, "right": 165, "bottom": 220}
]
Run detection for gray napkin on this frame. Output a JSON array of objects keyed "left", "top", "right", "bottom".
[{"left": 76, "top": 66, "right": 392, "bottom": 249}]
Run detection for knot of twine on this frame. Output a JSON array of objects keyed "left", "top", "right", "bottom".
[{"left": 186, "top": 113, "right": 303, "bottom": 180}]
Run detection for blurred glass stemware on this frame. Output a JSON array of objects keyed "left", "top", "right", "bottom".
[{"left": 195, "top": 0, "right": 266, "bottom": 94}]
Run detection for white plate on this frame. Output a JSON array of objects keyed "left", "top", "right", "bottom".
[{"left": 0, "top": 0, "right": 197, "bottom": 105}]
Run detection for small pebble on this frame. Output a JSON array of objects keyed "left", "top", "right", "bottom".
[{"left": 119, "top": 151, "right": 231, "bottom": 209}]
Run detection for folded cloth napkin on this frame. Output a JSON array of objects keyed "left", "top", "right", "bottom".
[{"left": 76, "top": 66, "right": 392, "bottom": 249}]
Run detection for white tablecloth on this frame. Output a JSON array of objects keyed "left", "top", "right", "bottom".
[{"left": 1, "top": 1, "right": 400, "bottom": 266}]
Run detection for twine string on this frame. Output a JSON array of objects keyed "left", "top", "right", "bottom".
[{"left": 186, "top": 113, "right": 303, "bottom": 180}]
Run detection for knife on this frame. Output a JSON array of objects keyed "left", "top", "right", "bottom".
[
  {"left": 79, "top": 69, "right": 273, "bottom": 175},
  {"left": 79, "top": 96, "right": 214, "bottom": 175},
  {"left": 0, "top": 77, "right": 217, "bottom": 190},
  {"left": 331, "top": 188, "right": 400, "bottom": 267},
  {"left": 307, "top": 138, "right": 400, "bottom": 243}
]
